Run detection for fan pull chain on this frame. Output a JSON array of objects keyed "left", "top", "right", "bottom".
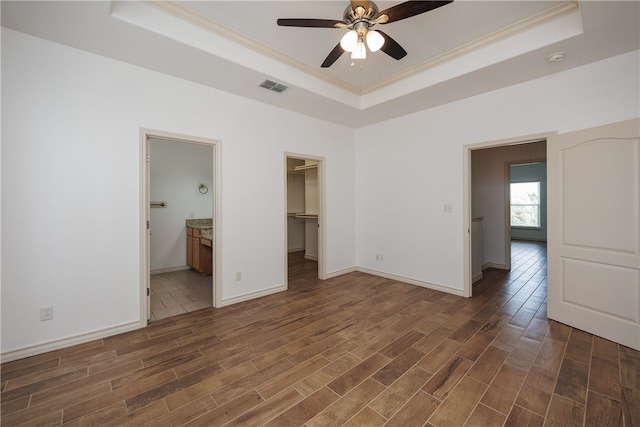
[{"left": 350, "top": 60, "right": 365, "bottom": 71}]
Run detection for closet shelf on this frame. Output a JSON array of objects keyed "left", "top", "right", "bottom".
[{"left": 293, "top": 162, "right": 318, "bottom": 171}]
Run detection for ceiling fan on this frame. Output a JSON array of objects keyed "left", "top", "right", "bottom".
[{"left": 277, "top": 1, "right": 453, "bottom": 68}]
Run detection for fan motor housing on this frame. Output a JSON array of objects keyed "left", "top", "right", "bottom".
[{"left": 343, "top": 1, "right": 379, "bottom": 26}]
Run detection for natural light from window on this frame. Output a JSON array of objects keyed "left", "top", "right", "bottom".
[{"left": 510, "top": 181, "right": 541, "bottom": 227}]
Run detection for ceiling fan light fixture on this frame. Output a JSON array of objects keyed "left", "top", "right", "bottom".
[
  {"left": 351, "top": 39, "right": 367, "bottom": 59},
  {"left": 340, "top": 30, "right": 358, "bottom": 52},
  {"left": 277, "top": 0, "right": 454, "bottom": 68},
  {"left": 366, "top": 30, "right": 384, "bottom": 52}
]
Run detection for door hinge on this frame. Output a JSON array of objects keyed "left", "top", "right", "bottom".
[
  {"left": 147, "top": 220, "right": 150, "bottom": 230},
  {"left": 146, "top": 154, "right": 151, "bottom": 163},
  {"left": 147, "top": 288, "right": 150, "bottom": 296}
]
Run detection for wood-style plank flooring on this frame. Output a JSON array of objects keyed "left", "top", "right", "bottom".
[{"left": 2, "top": 241, "right": 640, "bottom": 426}]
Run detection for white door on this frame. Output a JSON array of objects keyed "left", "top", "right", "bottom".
[{"left": 548, "top": 118, "right": 640, "bottom": 350}]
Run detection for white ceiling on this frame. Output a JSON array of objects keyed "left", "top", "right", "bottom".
[
  {"left": 183, "top": 1, "right": 564, "bottom": 88},
  {"left": 2, "top": 1, "right": 639, "bottom": 128}
]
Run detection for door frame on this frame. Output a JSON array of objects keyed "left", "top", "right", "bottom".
[
  {"left": 284, "top": 152, "right": 326, "bottom": 288},
  {"left": 140, "top": 128, "right": 222, "bottom": 325},
  {"left": 463, "top": 131, "right": 553, "bottom": 297}
]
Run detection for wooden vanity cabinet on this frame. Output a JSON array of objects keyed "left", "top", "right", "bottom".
[
  {"left": 187, "top": 228, "right": 193, "bottom": 266},
  {"left": 186, "top": 227, "right": 201, "bottom": 271},
  {"left": 200, "top": 238, "right": 212, "bottom": 276}
]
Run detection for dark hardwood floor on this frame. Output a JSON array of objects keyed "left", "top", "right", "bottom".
[{"left": 2, "top": 241, "right": 639, "bottom": 426}]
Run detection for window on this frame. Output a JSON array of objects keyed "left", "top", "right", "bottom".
[{"left": 510, "top": 181, "right": 540, "bottom": 227}]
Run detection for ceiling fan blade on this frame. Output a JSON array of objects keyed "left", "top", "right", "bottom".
[
  {"left": 351, "top": 1, "right": 370, "bottom": 12},
  {"left": 377, "top": 30, "right": 407, "bottom": 60},
  {"left": 378, "top": 1, "right": 452, "bottom": 24},
  {"left": 277, "top": 18, "right": 344, "bottom": 28},
  {"left": 321, "top": 43, "right": 345, "bottom": 68}
]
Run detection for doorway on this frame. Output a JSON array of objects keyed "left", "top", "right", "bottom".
[
  {"left": 464, "top": 135, "right": 549, "bottom": 297},
  {"left": 141, "top": 129, "right": 221, "bottom": 324},
  {"left": 284, "top": 154, "right": 325, "bottom": 287}
]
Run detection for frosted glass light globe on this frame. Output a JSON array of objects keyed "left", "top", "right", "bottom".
[
  {"left": 340, "top": 30, "right": 358, "bottom": 52},
  {"left": 351, "top": 40, "right": 366, "bottom": 59},
  {"left": 366, "top": 30, "right": 385, "bottom": 52}
]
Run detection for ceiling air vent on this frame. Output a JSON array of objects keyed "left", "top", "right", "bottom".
[{"left": 259, "top": 80, "right": 288, "bottom": 93}]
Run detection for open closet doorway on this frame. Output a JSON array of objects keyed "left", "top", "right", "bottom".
[
  {"left": 285, "top": 154, "right": 325, "bottom": 286},
  {"left": 464, "top": 136, "right": 548, "bottom": 297},
  {"left": 141, "top": 129, "right": 220, "bottom": 323}
]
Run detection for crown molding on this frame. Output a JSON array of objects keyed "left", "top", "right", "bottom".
[
  {"left": 146, "top": 1, "right": 362, "bottom": 95},
  {"left": 361, "top": 1, "right": 580, "bottom": 94},
  {"left": 147, "top": 1, "right": 579, "bottom": 99}
]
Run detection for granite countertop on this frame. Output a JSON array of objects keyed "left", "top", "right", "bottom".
[
  {"left": 186, "top": 218, "right": 212, "bottom": 229},
  {"left": 186, "top": 218, "right": 213, "bottom": 241}
]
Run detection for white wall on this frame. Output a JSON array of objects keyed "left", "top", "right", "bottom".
[
  {"left": 149, "top": 138, "right": 213, "bottom": 271},
  {"left": 1, "top": 29, "right": 356, "bottom": 355},
  {"left": 471, "top": 141, "right": 547, "bottom": 268},
  {"left": 356, "top": 50, "right": 639, "bottom": 293}
]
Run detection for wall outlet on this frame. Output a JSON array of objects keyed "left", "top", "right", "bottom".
[
  {"left": 40, "top": 306, "right": 53, "bottom": 321},
  {"left": 235, "top": 272, "right": 242, "bottom": 281},
  {"left": 375, "top": 254, "right": 384, "bottom": 261},
  {"left": 443, "top": 204, "right": 453, "bottom": 213}
]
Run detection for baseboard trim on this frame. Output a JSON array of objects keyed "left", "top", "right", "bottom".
[
  {"left": 472, "top": 272, "right": 484, "bottom": 283},
  {"left": 220, "top": 284, "right": 287, "bottom": 307},
  {"left": 355, "top": 267, "right": 465, "bottom": 297},
  {"left": 287, "top": 247, "right": 305, "bottom": 253},
  {"left": 483, "top": 262, "right": 510, "bottom": 270},
  {"left": 151, "top": 265, "right": 190, "bottom": 274},
  {"left": 326, "top": 267, "right": 357, "bottom": 279},
  {"left": 2, "top": 266, "right": 464, "bottom": 362},
  {"left": 0, "top": 320, "right": 143, "bottom": 363},
  {"left": 304, "top": 254, "right": 318, "bottom": 261}
]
